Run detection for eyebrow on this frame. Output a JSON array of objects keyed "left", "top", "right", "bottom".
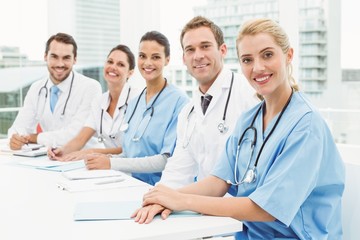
[
  {"left": 184, "top": 41, "right": 213, "bottom": 50},
  {"left": 239, "top": 47, "right": 275, "bottom": 58}
]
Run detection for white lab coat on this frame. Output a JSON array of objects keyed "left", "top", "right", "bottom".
[
  {"left": 159, "top": 68, "right": 259, "bottom": 188},
  {"left": 84, "top": 82, "right": 139, "bottom": 148},
  {"left": 8, "top": 71, "right": 102, "bottom": 148}
]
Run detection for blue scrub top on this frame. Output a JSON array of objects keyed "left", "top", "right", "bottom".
[
  {"left": 212, "top": 91, "right": 345, "bottom": 239},
  {"left": 122, "top": 84, "right": 188, "bottom": 185}
]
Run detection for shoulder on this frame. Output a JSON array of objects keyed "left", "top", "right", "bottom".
[
  {"left": 165, "top": 84, "right": 189, "bottom": 100},
  {"left": 286, "top": 92, "right": 329, "bottom": 135},
  {"left": 73, "top": 71, "right": 101, "bottom": 87}
]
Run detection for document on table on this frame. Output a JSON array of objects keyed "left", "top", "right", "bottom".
[
  {"left": 62, "top": 169, "right": 123, "bottom": 180},
  {"left": 1, "top": 143, "right": 46, "bottom": 156},
  {"left": 73, "top": 201, "right": 200, "bottom": 221},
  {"left": 57, "top": 172, "right": 146, "bottom": 192},
  {"left": 16, "top": 157, "right": 85, "bottom": 172}
]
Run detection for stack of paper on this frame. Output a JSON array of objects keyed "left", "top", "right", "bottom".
[
  {"left": 17, "top": 158, "right": 85, "bottom": 172},
  {"left": 57, "top": 169, "right": 146, "bottom": 192},
  {"left": 1, "top": 143, "right": 47, "bottom": 157}
]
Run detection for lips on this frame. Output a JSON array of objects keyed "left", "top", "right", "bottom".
[
  {"left": 193, "top": 63, "right": 209, "bottom": 69},
  {"left": 143, "top": 68, "right": 155, "bottom": 73},
  {"left": 254, "top": 74, "right": 271, "bottom": 82},
  {"left": 108, "top": 72, "right": 118, "bottom": 77}
]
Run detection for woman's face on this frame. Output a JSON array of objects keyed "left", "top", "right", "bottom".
[
  {"left": 138, "top": 40, "right": 169, "bottom": 83},
  {"left": 104, "top": 50, "right": 133, "bottom": 87},
  {"left": 237, "top": 33, "right": 293, "bottom": 98}
]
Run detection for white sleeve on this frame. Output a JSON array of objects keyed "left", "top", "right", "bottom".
[
  {"left": 8, "top": 82, "right": 42, "bottom": 137},
  {"left": 36, "top": 77, "right": 102, "bottom": 146},
  {"left": 110, "top": 154, "right": 168, "bottom": 173},
  {"left": 158, "top": 104, "right": 198, "bottom": 188}
]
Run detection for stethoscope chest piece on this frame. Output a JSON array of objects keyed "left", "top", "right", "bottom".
[
  {"left": 120, "top": 123, "right": 129, "bottom": 132},
  {"left": 218, "top": 121, "right": 229, "bottom": 134},
  {"left": 98, "top": 135, "right": 105, "bottom": 143},
  {"left": 243, "top": 168, "right": 256, "bottom": 183}
]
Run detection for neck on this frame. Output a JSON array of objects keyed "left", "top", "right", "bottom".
[
  {"left": 146, "top": 77, "right": 166, "bottom": 102},
  {"left": 263, "top": 86, "right": 292, "bottom": 129},
  {"left": 108, "top": 82, "right": 125, "bottom": 103}
]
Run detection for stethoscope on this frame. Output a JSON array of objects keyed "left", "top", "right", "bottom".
[
  {"left": 119, "top": 79, "right": 167, "bottom": 142},
  {"left": 182, "top": 72, "right": 234, "bottom": 148},
  {"left": 227, "top": 89, "right": 294, "bottom": 186},
  {"left": 98, "top": 87, "right": 131, "bottom": 143},
  {"left": 36, "top": 71, "right": 74, "bottom": 119}
]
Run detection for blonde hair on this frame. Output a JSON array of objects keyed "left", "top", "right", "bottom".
[{"left": 236, "top": 18, "right": 299, "bottom": 95}]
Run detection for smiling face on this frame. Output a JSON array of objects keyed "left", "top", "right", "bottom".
[
  {"left": 237, "top": 33, "right": 293, "bottom": 99},
  {"left": 104, "top": 50, "right": 134, "bottom": 88},
  {"left": 182, "top": 26, "right": 227, "bottom": 93},
  {"left": 44, "top": 40, "right": 76, "bottom": 85},
  {"left": 137, "top": 40, "right": 169, "bottom": 83}
]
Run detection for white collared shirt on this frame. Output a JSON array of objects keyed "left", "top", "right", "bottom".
[
  {"left": 159, "top": 68, "right": 259, "bottom": 188},
  {"left": 8, "top": 71, "right": 102, "bottom": 148}
]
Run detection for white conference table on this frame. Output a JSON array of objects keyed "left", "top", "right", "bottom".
[{"left": 0, "top": 153, "right": 242, "bottom": 240}]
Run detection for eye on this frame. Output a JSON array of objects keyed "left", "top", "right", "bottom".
[
  {"left": 117, "top": 62, "right": 125, "bottom": 67},
  {"left": 201, "top": 44, "right": 210, "bottom": 49},
  {"left": 107, "top": 59, "right": 113, "bottom": 64},
  {"left": 185, "top": 48, "right": 194, "bottom": 54},
  {"left": 263, "top": 51, "right": 273, "bottom": 59},
  {"left": 152, "top": 55, "right": 161, "bottom": 60},
  {"left": 241, "top": 57, "right": 252, "bottom": 64},
  {"left": 138, "top": 54, "right": 145, "bottom": 59}
]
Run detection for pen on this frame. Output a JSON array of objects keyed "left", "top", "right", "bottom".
[{"left": 95, "top": 178, "right": 125, "bottom": 185}]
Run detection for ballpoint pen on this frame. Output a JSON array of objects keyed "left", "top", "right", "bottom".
[{"left": 95, "top": 178, "right": 125, "bottom": 185}]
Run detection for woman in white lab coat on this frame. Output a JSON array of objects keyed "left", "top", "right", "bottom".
[{"left": 49, "top": 44, "right": 138, "bottom": 160}]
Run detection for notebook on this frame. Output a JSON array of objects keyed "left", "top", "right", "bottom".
[{"left": 13, "top": 147, "right": 47, "bottom": 157}]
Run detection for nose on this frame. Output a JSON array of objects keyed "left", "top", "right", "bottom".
[
  {"left": 253, "top": 58, "right": 265, "bottom": 72},
  {"left": 193, "top": 49, "right": 204, "bottom": 61}
]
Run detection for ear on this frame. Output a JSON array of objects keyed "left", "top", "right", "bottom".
[
  {"left": 165, "top": 56, "right": 170, "bottom": 66},
  {"left": 44, "top": 53, "right": 47, "bottom": 62},
  {"left": 219, "top": 43, "right": 228, "bottom": 58},
  {"left": 287, "top": 48, "right": 294, "bottom": 64},
  {"left": 127, "top": 69, "right": 135, "bottom": 79}
]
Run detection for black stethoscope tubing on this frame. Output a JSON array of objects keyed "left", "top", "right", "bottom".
[
  {"left": 38, "top": 71, "right": 74, "bottom": 117},
  {"left": 187, "top": 72, "right": 234, "bottom": 133},
  {"left": 250, "top": 89, "right": 293, "bottom": 168},
  {"left": 99, "top": 87, "right": 131, "bottom": 140},
  {"left": 121, "top": 79, "right": 167, "bottom": 132}
]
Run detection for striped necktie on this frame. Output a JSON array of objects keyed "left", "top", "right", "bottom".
[{"left": 201, "top": 94, "right": 212, "bottom": 114}]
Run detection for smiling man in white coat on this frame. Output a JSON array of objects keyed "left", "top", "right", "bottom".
[
  {"left": 159, "top": 16, "right": 258, "bottom": 188},
  {"left": 8, "top": 33, "right": 102, "bottom": 150}
]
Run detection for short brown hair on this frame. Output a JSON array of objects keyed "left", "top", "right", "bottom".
[
  {"left": 45, "top": 33, "right": 78, "bottom": 58},
  {"left": 180, "top": 16, "right": 224, "bottom": 49}
]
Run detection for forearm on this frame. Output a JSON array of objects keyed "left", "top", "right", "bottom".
[
  {"left": 181, "top": 194, "right": 275, "bottom": 222},
  {"left": 110, "top": 154, "right": 167, "bottom": 173},
  {"left": 61, "top": 127, "right": 95, "bottom": 153},
  {"left": 178, "top": 175, "right": 229, "bottom": 197},
  {"left": 92, "top": 147, "right": 122, "bottom": 155}
]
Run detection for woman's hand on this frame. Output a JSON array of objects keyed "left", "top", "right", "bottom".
[
  {"left": 84, "top": 153, "right": 111, "bottom": 170},
  {"left": 131, "top": 204, "right": 172, "bottom": 224},
  {"left": 142, "top": 184, "right": 187, "bottom": 212}
]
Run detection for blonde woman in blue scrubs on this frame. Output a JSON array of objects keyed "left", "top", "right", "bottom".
[
  {"left": 85, "top": 31, "right": 189, "bottom": 186},
  {"left": 132, "top": 19, "right": 345, "bottom": 239}
]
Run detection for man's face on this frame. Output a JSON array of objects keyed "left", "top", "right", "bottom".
[
  {"left": 182, "top": 26, "right": 226, "bottom": 92},
  {"left": 44, "top": 40, "right": 76, "bottom": 84}
]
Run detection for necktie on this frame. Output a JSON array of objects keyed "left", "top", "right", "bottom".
[
  {"left": 50, "top": 85, "right": 60, "bottom": 113},
  {"left": 201, "top": 94, "right": 212, "bottom": 114}
]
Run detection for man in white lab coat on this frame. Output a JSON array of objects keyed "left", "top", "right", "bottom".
[
  {"left": 159, "top": 16, "right": 258, "bottom": 188},
  {"left": 8, "top": 33, "right": 102, "bottom": 150}
]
